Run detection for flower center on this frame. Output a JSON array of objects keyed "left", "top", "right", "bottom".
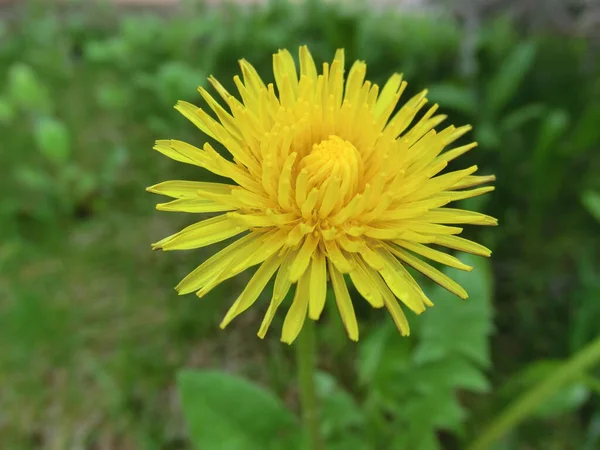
[{"left": 298, "top": 135, "right": 363, "bottom": 201}]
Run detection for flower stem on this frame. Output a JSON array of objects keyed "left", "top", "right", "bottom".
[
  {"left": 469, "top": 333, "right": 600, "bottom": 450},
  {"left": 296, "top": 319, "right": 323, "bottom": 450}
]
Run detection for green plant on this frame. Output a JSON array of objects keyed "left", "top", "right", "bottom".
[
  {"left": 174, "top": 255, "right": 493, "bottom": 450},
  {"left": 1, "top": 2, "right": 599, "bottom": 449}
]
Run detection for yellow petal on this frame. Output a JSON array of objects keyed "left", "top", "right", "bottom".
[
  {"left": 198, "top": 87, "right": 242, "bottom": 141},
  {"left": 362, "top": 225, "right": 402, "bottom": 240},
  {"left": 289, "top": 233, "right": 320, "bottom": 282},
  {"left": 449, "top": 174, "right": 496, "bottom": 190},
  {"left": 336, "top": 234, "right": 362, "bottom": 252},
  {"left": 380, "top": 244, "right": 434, "bottom": 308},
  {"left": 277, "top": 152, "right": 297, "bottom": 211},
  {"left": 323, "top": 239, "right": 353, "bottom": 273},
  {"left": 227, "top": 212, "right": 275, "bottom": 228},
  {"left": 318, "top": 174, "right": 341, "bottom": 219},
  {"left": 375, "top": 248, "right": 427, "bottom": 314},
  {"left": 391, "top": 221, "right": 463, "bottom": 236},
  {"left": 308, "top": 250, "right": 327, "bottom": 320},
  {"left": 348, "top": 254, "right": 384, "bottom": 308},
  {"left": 174, "top": 101, "right": 218, "bottom": 141},
  {"left": 240, "top": 229, "right": 288, "bottom": 270},
  {"left": 299, "top": 45, "right": 318, "bottom": 82},
  {"left": 152, "top": 140, "right": 212, "bottom": 168},
  {"left": 374, "top": 73, "right": 404, "bottom": 120},
  {"left": 378, "top": 197, "right": 449, "bottom": 221},
  {"left": 401, "top": 165, "right": 479, "bottom": 202},
  {"left": 207, "top": 75, "right": 243, "bottom": 111},
  {"left": 343, "top": 60, "right": 366, "bottom": 105},
  {"left": 403, "top": 105, "right": 443, "bottom": 147},
  {"left": 436, "top": 142, "right": 478, "bottom": 164},
  {"left": 329, "top": 260, "right": 359, "bottom": 341},
  {"left": 433, "top": 235, "right": 492, "bottom": 257},
  {"left": 422, "top": 208, "right": 498, "bottom": 226},
  {"left": 281, "top": 270, "right": 310, "bottom": 344},
  {"left": 383, "top": 289, "right": 410, "bottom": 336},
  {"left": 273, "top": 49, "right": 299, "bottom": 99},
  {"left": 231, "top": 188, "right": 277, "bottom": 210},
  {"left": 239, "top": 59, "right": 267, "bottom": 97},
  {"left": 258, "top": 249, "right": 296, "bottom": 338},
  {"left": 390, "top": 247, "right": 469, "bottom": 299},
  {"left": 155, "top": 215, "right": 245, "bottom": 251},
  {"left": 176, "top": 232, "right": 260, "bottom": 295},
  {"left": 220, "top": 253, "right": 283, "bottom": 328},
  {"left": 175, "top": 101, "right": 260, "bottom": 173},
  {"left": 433, "top": 186, "right": 495, "bottom": 203},
  {"left": 393, "top": 240, "right": 472, "bottom": 272},
  {"left": 146, "top": 180, "right": 233, "bottom": 199},
  {"left": 329, "top": 48, "right": 345, "bottom": 110},
  {"left": 358, "top": 243, "right": 385, "bottom": 271},
  {"left": 383, "top": 89, "right": 428, "bottom": 139},
  {"left": 156, "top": 198, "right": 237, "bottom": 213},
  {"left": 203, "top": 143, "right": 264, "bottom": 193},
  {"left": 197, "top": 231, "right": 279, "bottom": 298}
]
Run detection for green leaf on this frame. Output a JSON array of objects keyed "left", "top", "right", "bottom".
[
  {"left": 358, "top": 255, "right": 493, "bottom": 449},
  {"left": 326, "top": 435, "right": 370, "bottom": 450},
  {"left": 427, "top": 83, "right": 476, "bottom": 116},
  {"left": 155, "top": 62, "right": 205, "bottom": 106},
  {"left": 478, "top": 15, "right": 518, "bottom": 63},
  {"left": 315, "top": 371, "right": 364, "bottom": 439},
  {"left": 581, "top": 191, "right": 600, "bottom": 223},
  {"left": 533, "top": 109, "right": 570, "bottom": 161},
  {"left": 34, "top": 117, "right": 71, "bottom": 165},
  {"left": 15, "top": 166, "right": 50, "bottom": 191},
  {"left": 74, "top": 172, "right": 97, "bottom": 200},
  {"left": 392, "top": 425, "right": 440, "bottom": 450},
  {"left": 403, "top": 388, "right": 466, "bottom": 433},
  {"left": 8, "top": 63, "right": 51, "bottom": 112},
  {"left": 535, "top": 384, "right": 589, "bottom": 419},
  {"left": 357, "top": 322, "right": 411, "bottom": 387},
  {"left": 568, "top": 100, "right": 600, "bottom": 154},
  {"left": 501, "top": 103, "right": 545, "bottom": 131},
  {"left": 0, "top": 97, "right": 16, "bottom": 124},
  {"left": 582, "top": 412, "right": 600, "bottom": 450},
  {"left": 413, "top": 359, "right": 490, "bottom": 394},
  {"left": 315, "top": 371, "right": 368, "bottom": 450},
  {"left": 84, "top": 40, "right": 115, "bottom": 64},
  {"left": 357, "top": 323, "right": 393, "bottom": 386},
  {"left": 498, "top": 359, "right": 589, "bottom": 418},
  {"left": 415, "top": 254, "right": 494, "bottom": 368},
  {"left": 100, "top": 146, "right": 128, "bottom": 185},
  {"left": 486, "top": 41, "right": 537, "bottom": 115},
  {"left": 96, "top": 83, "right": 130, "bottom": 110},
  {"left": 469, "top": 336, "right": 600, "bottom": 450},
  {"left": 474, "top": 121, "right": 501, "bottom": 150},
  {"left": 177, "top": 369, "right": 300, "bottom": 450}
]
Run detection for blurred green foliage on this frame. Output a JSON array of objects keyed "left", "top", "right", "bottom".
[{"left": 1, "top": 0, "right": 599, "bottom": 449}]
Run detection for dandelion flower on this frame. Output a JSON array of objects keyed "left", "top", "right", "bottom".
[{"left": 148, "top": 46, "right": 497, "bottom": 344}]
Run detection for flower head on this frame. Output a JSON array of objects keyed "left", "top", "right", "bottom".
[{"left": 148, "top": 46, "right": 497, "bottom": 344}]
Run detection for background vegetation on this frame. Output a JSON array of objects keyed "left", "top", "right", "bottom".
[{"left": 1, "top": 0, "right": 599, "bottom": 449}]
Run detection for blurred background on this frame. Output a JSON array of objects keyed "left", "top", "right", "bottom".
[{"left": 1, "top": 0, "right": 599, "bottom": 449}]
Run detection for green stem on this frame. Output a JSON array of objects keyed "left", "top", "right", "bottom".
[
  {"left": 469, "top": 334, "right": 600, "bottom": 450},
  {"left": 582, "top": 373, "right": 600, "bottom": 396},
  {"left": 296, "top": 319, "right": 324, "bottom": 450}
]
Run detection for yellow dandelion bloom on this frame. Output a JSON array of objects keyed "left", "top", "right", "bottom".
[{"left": 148, "top": 46, "right": 497, "bottom": 344}]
